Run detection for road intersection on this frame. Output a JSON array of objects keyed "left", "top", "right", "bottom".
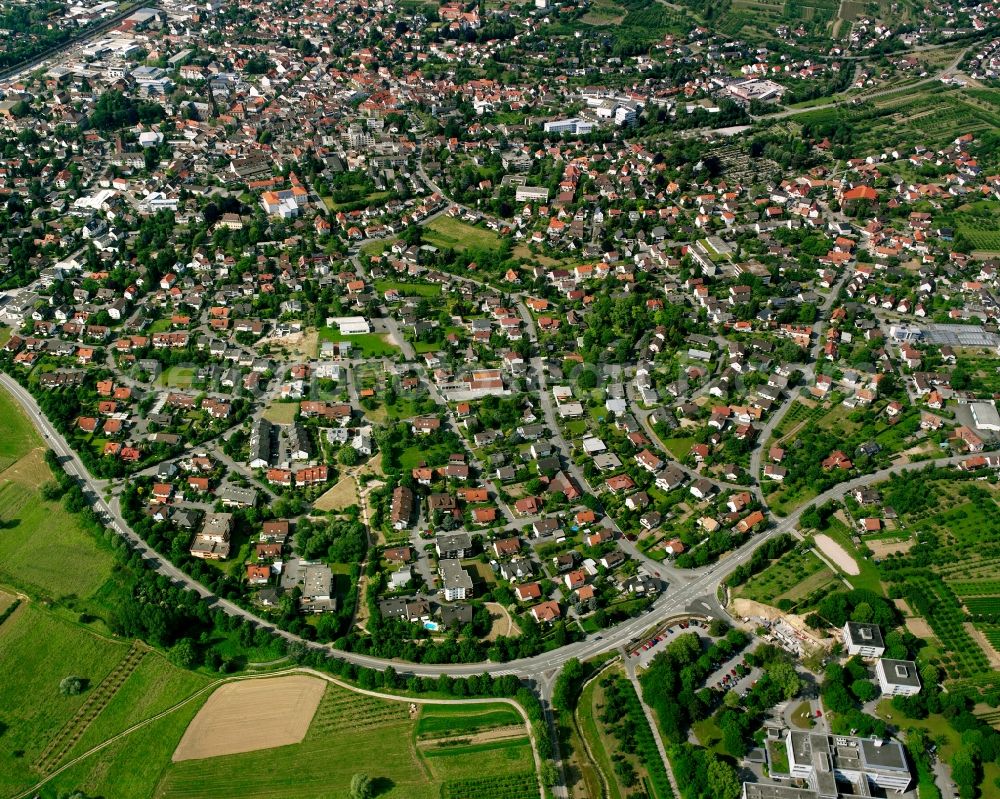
[{"left": 6, "top": 365, "right": 989, "bottom": 683}]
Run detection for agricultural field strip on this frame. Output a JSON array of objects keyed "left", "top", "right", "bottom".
[
  {"left": 978, "top": 626, "right": 1000, "bottom": 653},
  {"left": 422, "top": 737, "right": 530, "bottom": 756},
  {"left": 738, "top": 546, "right": 830, "bottom": 606},
  {"left": 440, "top": 772, "right": 540, "bottom": 799},
  {"left": 963, "top": 598, "right": 1000, "bottom": 615},
  {"left": 11, "top": 667, "right": 544, "bottom": 799},
  {"left": 574, "top": 662, "right": 621, "bottom": 799},
  {"left": 949, "top": 580, "right": 1000, "bottom": 597}
]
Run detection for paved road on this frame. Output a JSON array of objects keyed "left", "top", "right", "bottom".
[
  {"left": 7, "top": 327, "right": 994, "bottom": 684},
  {"left": 16, "top": 352, "right": 989, "bottom": 679},
  {"left": 747, "top": 268, "right": 848, "bottom": 486},
  {"left": 760, "top": 44, "right": 972, "bottom": 121}
]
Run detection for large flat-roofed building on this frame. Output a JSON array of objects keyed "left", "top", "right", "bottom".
[
  {"left": 762, "top": 730, "right": 911, "bottom": 798},
  {"left": 436, "top": 531, "right": 473, "bottom": 559},
  {"left": 875, "top": 658, "right": 921, "bottom": 697},
  {"left": 842, "top": 622, "right": 885, "bottom": 658},
  {"left": 327, "top": 316, "right": 371, "bottom": 335},
  {"left": 515, "top": 185, "right": 550, "bottom": 203},
  {"left": 300, "top": 563, "right": 336, "bottom": 613},
  {"left": 742, "top": 786, "right": 821, "bottom": 799},
  {"left": 971, "top": 401, "right": 1000, "bottom": 432},
  {"left": 543, "top": 117, "right": 594, "bottom": 135}
]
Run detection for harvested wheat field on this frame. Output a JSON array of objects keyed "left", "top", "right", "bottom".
[{"left": 172, "top": 675, "right": 325, "bottom": 762}]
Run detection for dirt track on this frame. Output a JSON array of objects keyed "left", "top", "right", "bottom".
[
  {"left": 172, "top": 675, "right": 325, "bottom": 761},
  {"left": 814, "top": 534, "right": 860, "bottom": 576}
]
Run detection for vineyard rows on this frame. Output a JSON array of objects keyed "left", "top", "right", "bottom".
[
  {"left": 310, "top": 690, "right": 409, "bottom": 734},
  {"left": 949, "top": 581, "right": 1000, "bottom": 597},
  {"left": 440, "top": 771, "right": 538, "bottom": 799}
]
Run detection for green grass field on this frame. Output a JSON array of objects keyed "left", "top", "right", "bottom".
[
  {"left": 261, "top": 402, "right": 299, "bottom": 424},
  {"left": 0, "top": 384, "right": 40, "bottom": 469},
  {"left": 317, "top": 328, "right": 399, "bottom": 358},
  {"left": 423, "top": 216, "right": 502, "bottom": 252},
  {"left": 663, "top": 436, "right": 695, "bottom": 460},
  {"left": 399, "top": 442, "right": 453, "bottom": 470},
  {"left": 156, "top": 366, "right": 197, "bottom": 388},
  {"left": 46, "top": 686, "right": 211, "bottom": 799},
  {"left": 737, "top": 546, "right": 835, "bottom": 608},
  {"left": 323, "top": 190, "right": 391, "bottom": 211},
  {"left": 147, "top": 318, "right": 173, "bottom": 334},
  {"left": 581, "top": 0, "right": 626, "bottom": 24},
  {"left": 0, "top": 448, "right": 114, "bottom": 601},
  {"left": 577, "top": 676, "right": 623, "bottom": 799},
  {"left": 0, "top": 603, "right": 211, "bottom": 799},
  {"left": 65, "top": 654, "right": 210, "bottom": 760},
  {"left": 154, "top": 683, "right": 538, "bottom": 799},
  {"left": 416, "top": 703, "right": 522, "bottom": 737},
  {"left": 0, "top": 604, "right": 130, "bottom": 794},
  {"left": 374, "top": 280, "right": 443, "bottom": 298},
  {"left": 817, "top": 517, "right": 883, "bottom": 594},
  {"left": 0, "top": 391, "right": 112, "bottom": 599}
]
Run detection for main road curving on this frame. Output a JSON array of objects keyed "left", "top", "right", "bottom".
[{"left": 1, "top": 372, "right": 992, "bottom": 681}]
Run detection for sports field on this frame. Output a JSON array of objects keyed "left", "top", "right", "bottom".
[{"left": 317, "top": 327, "right": 399, "bottom": 357}]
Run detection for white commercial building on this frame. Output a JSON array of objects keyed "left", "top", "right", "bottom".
[
  {"left": 543, "top": 117, "right": 595, "bottom": 135},
  {"left": 842, "top": 622, "right": 885, "bottom": 658},
  {"left": 971, "top": 401, "right": 1000, "bottom": 432},
  {"left": 748, "top": 730, "right": 911, "bottom": 799},
  {"left": 327, "top": 316, "right": 371, "bottom": 335},
  {"left": 515, "top": 185, "right": 550, "bottom": 203},
  {"left": 875, "top": 658, "right": 921, "bottom": 697}
]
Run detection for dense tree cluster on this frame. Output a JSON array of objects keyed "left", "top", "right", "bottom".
[
  {"left": 641, "top": 630, "right": 749, "bottom": 741},
  {"left": 805, "top": 588, "right": 899, "bottom": 631},
  {"left": 296, "top": 517, "right": 367, "bottom": 563},
  {"left": 89, "top": 91, "right": 166, "bottom": 131},
  {"left": 711, "top": 644, "right": 801, "bottom": 758}
]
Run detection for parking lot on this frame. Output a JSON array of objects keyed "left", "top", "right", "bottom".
[
  {"left": 629, "top": 622, "right": 766, "bottom": 699},
  {"left": 703, "top": 640, "right": 763, "bottom": 696},
  {"left": 629, "top": 617, "right": 709, "bottom": 669}
]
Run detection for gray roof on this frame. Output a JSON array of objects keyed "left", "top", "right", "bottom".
[
  {"left": 877, "top": 658, "right": 921, "bottom": 689},
  {"left": 845, "top": 621, "right": 884, "bottom": 649},
  {"left": 439, "top": 559, "right": 473, "bottom": 591}
]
